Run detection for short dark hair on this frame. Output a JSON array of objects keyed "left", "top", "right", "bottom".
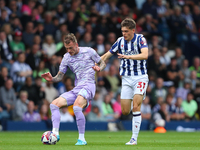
[
  {"left": 64, "top": 33, "right": 77, "bottom": 44},
  {"left": 121, "top": 18, "right": 136, "bottom": 29}
]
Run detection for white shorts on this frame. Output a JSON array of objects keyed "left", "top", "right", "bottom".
[{"left": 121, "top": 74, "right": 149, "bottom": 100}]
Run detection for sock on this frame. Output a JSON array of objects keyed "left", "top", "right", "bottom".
[
  {"left": 50, "top": 104, "right": 60, "bottom": 135},
  {"left": 131, "top": 111, "right": 142, "bottom": 140},
  {"left": 73, "top": 106, "right": 86, "bottom": 142}
]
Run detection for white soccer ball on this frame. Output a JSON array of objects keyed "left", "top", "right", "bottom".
[
  {"left": 41, "top": 131, "right": 57, "bottom": 145},
  {"left": 155, "top": 119, "right": 165, "bottom": 127}
]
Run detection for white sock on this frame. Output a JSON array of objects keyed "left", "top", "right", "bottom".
[
  {"left": 131, "top": 111, "right": 142, "bottom": 140},
  {"left": 79, "top": 134, "right": 85, "bottom": 142},
  {"left": 52, "top": 128, "right": 59, "bottom": 135}
]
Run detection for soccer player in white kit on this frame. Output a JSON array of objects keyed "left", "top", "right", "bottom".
[{"left": 101, "top": 18, "right": 149, "bottom": 145}]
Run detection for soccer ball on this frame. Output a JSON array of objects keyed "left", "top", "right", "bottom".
[{"left": 41, "top": 131, "right": 57, "bottom": 145}]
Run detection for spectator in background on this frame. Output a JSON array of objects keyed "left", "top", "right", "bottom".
[
  {"left": 0, "top": 54, "right": 11, "bottom": 73},
  {"left": 141, "top": 96, "right": 151, "bottom": 120},
  {"left": 65, "top": 11, "right": 77, "bottom": 34},
  {"left": 105, "top": 65, "right": 120, "bottom": 93},
  {"left": 167, "top": 85, "right": 177, "bottom": 104},
  {"left": 166, "top": 57, "right": 181, "bottom": 87},
  {"left": 175, "top": 47, "right": 185, "bottom": 68},
  {"left": 182, "top": 5, "right": 198, "bottom": 41},
  {"left": 0, "top": 78, "right": 16, "bottom": 119},
  {"left": 44, "top": 81, "right": 58, "bottom": 104},
  {"left": 55, "top": 4, "right": 67, "bottom": 24},
  {"left": 22, "top": 21, "right": 35, "bottom": 47},
  {"left": 102, "top": 94, "right": 119, "bottom": 121},
  {"left": 192, "top": 5, "right": 200, "bottom": 31},
  {"left": 0, "top": 9, "right": 9, "bottom": 27},
  {"left": 10, "top": 31, "right": 25, "bottom": 59},
  {"left": 0, "top": 31, "right": 14, "bottom": 63},
  {"left": 11, "top": 17, "right": 23, "bottom": 31},
  {"left": 20, "top": 76, "right": 38, "bottom": 109},
  {"left": 152, "top": 96, "right": 164, "bottom": 113},
  {"left": 189, "top": 70, "right": 200, "bottom": 90},
  {"left": 181, "top": 59, "right": 191, "bottom": 79},
  {"left": 94, "top": 34, "right": 105, "bottom": 56},
  {"left": 47, "top": 55, "right": 59, "bottom": 78},
  {"left": 79, "top": 32, "right": 94, "bottom": 47},
  {"left": 148, "top": 48, "right": 166, "bottom": 79},
  {"left": 142, "top": 0, "right": 158, "bottom": 22},
  {"left": 60, "top": 107, "right": 74, "bottom": 122},
  {"left": 87, "top": 105, "right": 106, "bottom": 122},
  {"left": 33, "top": 60, "right": 50, "bottom": 83},
  {"left": 159, "top": 47, "right": 171, "bottom": 66},
  {"left": 182, "top": 92, "right": 198, "bottom": 120},
  {"left": 42, "top": 34, "right": 56, "bottom": 58},
  {"left": 43, "top": 11, "right": 56, "bottom": 36},
  {"left": 9, "top": 0, "right": 21, "bottom": 17},
  {"left": 33, "top": 34, "right": 42, "bottom": 48},
  {"left": 0, "top": 67, "right": 9, "bottom": 87},
  {"left": 39, "top": 104, "right": 50, "bottom": 121},
  {"left": 33, "top": 76, "right": 45, "bottom": 106},
  {"left": 23, "top": 101, "right": 41, "bottom": 122},
  {"left": 95, "top": 0, "right": 110, "bottom": 16},
  {"left": 55, "top": 24, "right": 68, "bottom": 44},
  {"left": 10, "top": 52, "right": 32, "bottom": 92},
  {"left": 14, "top": 90, "right": 29, "bottom": 120},
  {"left": 176, "top": 79, "right": 191, "bottom": 100},
  {"left": 189, "top": 57, "right": 200, "bottom": 79},
  {"left": 152, "top": 102, "right": 170, "bottom": 123},
  {"left": 35, "top": 22, "right": 45, "bottom": 40},
  {"left": 170, "top": 97, "right": 185, "bottom": 120},
  {"left": 26, "top": 44, "right": 41, "bottom": 71},
  {"left": 112, "top": 93, "right": 122, "bottom": 117},
  {"left": 168, "top": 6, "right": 187, "bottom": 45},
  {"left": 2, "top": 23, "right": 13, "bottom": 42},
  {"left": 151, "top": 78, "right": 167, "bottom": 107}
]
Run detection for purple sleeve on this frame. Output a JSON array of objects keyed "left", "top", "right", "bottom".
[
  {"left": 90, "top": 48, "right": 101, "bottom": 63},
  {"left": 139, "top": 36, "right": 148, "bottom": 49},
  {"left": 59, "top": 54, "right": 68, "bottom": 73}
]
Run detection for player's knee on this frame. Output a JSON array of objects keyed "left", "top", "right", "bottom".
[
  {"left": 132, "top": 106, "right": 139, "bottom": 112},
  {"left": 122, "top": 109, "right": 130, "bottom": 115}
]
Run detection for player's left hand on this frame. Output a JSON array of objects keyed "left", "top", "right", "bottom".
[
  {"left": 117, "top": 53, "right": 128, "bottom": 59},
  {"left": 92, "top": 66, "right": 100, "bottom": 72}
]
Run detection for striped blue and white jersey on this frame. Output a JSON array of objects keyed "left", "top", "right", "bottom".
[{"left": 109, "top": 33, "right": 148, "bottom": 76}]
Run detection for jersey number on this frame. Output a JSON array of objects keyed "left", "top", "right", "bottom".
[{"left": 137, "top": 82, "right": 146, "bottom": 89}]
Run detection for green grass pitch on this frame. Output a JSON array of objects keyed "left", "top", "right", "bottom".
[{"left": 0, "top": 131, "right": 200, "bottom": 150}]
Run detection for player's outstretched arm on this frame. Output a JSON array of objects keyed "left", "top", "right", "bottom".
[
  {"left": 41, "top": 71, "right": 64, "bottom": 82},
  {"left": 117, "top": 47, "right": 148, "bottom": 60},
  {"left": 52, "top": 71, "right": 64, "bottom": 82},
  {"left": 92, "top": 59, "right": 106, "bottom": 72},
  {"left": 101, "top": 51, "right": 113, "bottom": 62}
]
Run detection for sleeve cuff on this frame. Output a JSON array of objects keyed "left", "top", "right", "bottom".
[{"left": 109, "top": 49, "right": 115, "bottom": 54}]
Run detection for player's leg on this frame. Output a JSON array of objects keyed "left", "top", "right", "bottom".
[
  {"left": 73, "top": 83, "right": 95, "bottom": 145},
  {"left": 73, "top": 95, "right": 87, "bottom": 145},
  {"left": 129, "top": 94, "right": 143, "bottom": 145},
  {"left": 50, "top": 97, "right": 67, "bottom": 138},
  {"left": 126, "top": 78, "right": 149, "bottom": 145},
  {"left": 50, "top": 91, "right": 76, "bottom": 141}
]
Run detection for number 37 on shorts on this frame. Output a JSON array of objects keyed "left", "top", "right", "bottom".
[{"left": 136, "top": 81, "right": 148, "bottom": 95}]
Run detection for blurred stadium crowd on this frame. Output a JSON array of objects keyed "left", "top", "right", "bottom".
[{"left": 0, "top": 0, "right": 200, "bottom": 127}]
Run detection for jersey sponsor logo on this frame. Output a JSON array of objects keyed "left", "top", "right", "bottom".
[
  {"left": 122, "top": 45, "right": 124, "bottom": 47},
  {"left": 140, "top": 37, "right": 147, "bottom": 45}
]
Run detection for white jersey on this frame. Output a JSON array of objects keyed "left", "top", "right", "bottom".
[{"left": 109, "top": 33, "right": 148, "bottom": 76}]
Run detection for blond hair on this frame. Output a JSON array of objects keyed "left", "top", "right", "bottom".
[{"left": 64, "top": 33, "right": 77, "bottom": 44}]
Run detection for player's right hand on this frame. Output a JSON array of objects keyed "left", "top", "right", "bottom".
[{"left": 41, "top": 72, "right": 53, "bottom": 81}]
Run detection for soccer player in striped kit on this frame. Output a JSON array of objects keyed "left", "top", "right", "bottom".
[
  {"left": 101, "top": 18, "right": 149, "bottom": 145},
  {"left": 41, "top": 33, "right": 106, "bottom": 145}
]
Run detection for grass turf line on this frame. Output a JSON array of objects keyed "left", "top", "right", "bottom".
[{"left": 0, "top": 131, "right": 200, "bottom": 150}]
